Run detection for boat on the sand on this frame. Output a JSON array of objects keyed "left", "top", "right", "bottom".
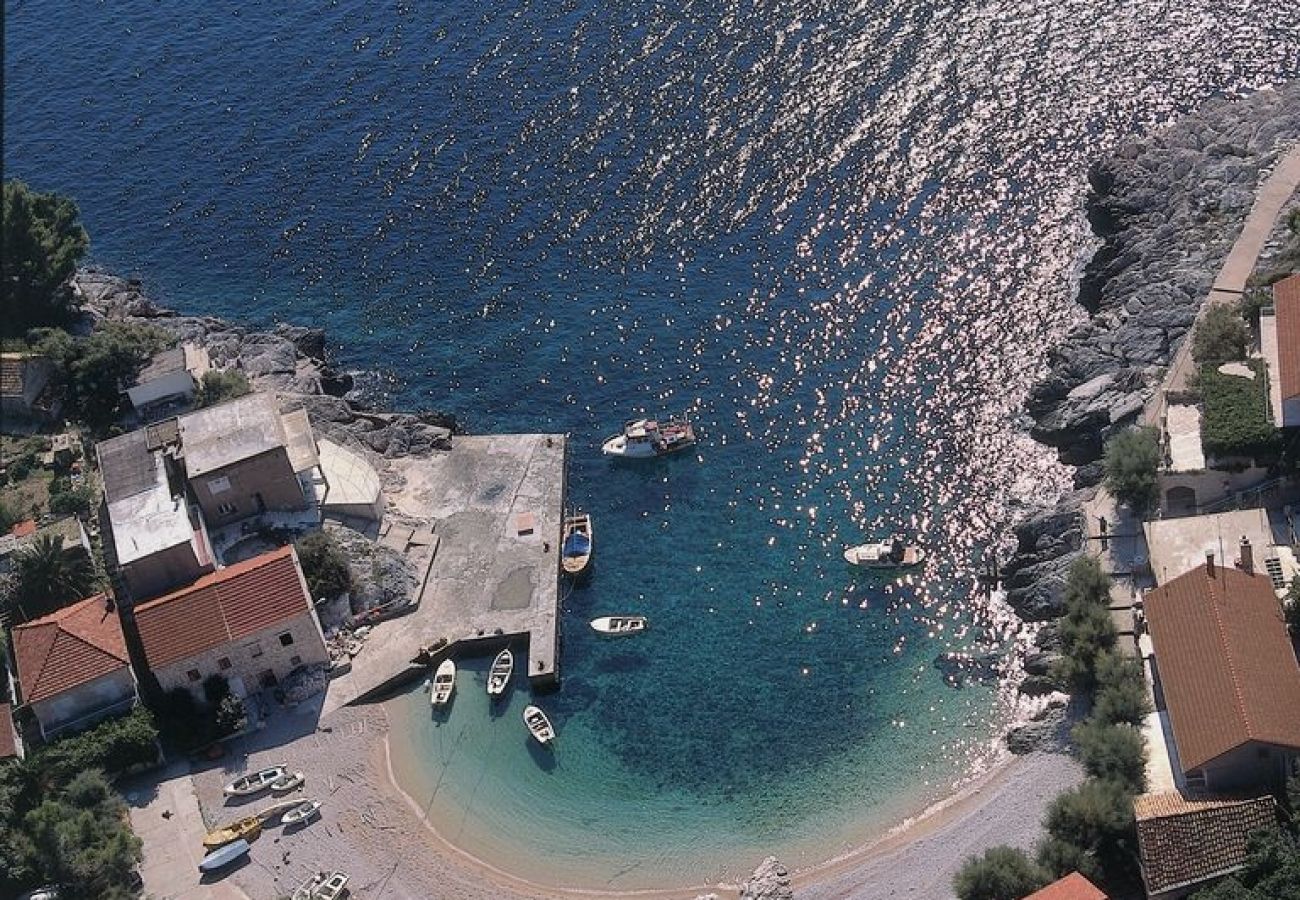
[
  {"left": 561, "top": 513, "right": 593, "bottom": 577},
  {"left": 224, "top": 764, "right": 289, "bottom": 798},
  {"left": 523, "top": 705, "right": 555, "bottom": 745},
  {"left": 430, "top": 659, "right": 456, "bottom": 707},
  {"left": 590, "top": 615, "right": 647, "bottom": 635},
  {"left": 843, "top": 535, "right": 925, "bottom": 569},
  {"left": 600, "top": 416, "right": 696, "bottom": 458},
  {"left": 487, "top": 648, "right": 513, "bottom": 698},
  {"left": 291, "top": 871, "right": 349, "bottom": 900},
  {"left": 282, "top": 799, "right": 322, "bottom": 826},
  {"left": 199, "top": 838, "right": 251, "bottom": 873},
  {"left": 270, "top": 770, "right": 304, "bottom": 793},
  {"left": 202, "top": 816, "right": 262, "bottom": 850}
]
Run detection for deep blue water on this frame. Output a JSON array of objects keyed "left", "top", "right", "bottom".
[{"left": 7, "top": 0, "right": 1300, "bottom": 887}]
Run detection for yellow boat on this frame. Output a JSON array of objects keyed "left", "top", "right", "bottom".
[{"left": 202, "top": 816, "right": 262, "bottom": 850}]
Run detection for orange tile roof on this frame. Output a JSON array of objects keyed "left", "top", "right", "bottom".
[
  {"left": 12, "top": 595, "right": 131, "bottom": 703},
  {"left": 0, "top": 704, "right": 15, "bottom": 759},
  {"left": 10, "top": 520, "right": 37, "bottom": 538},
  {"left": 1135, "top": 792, "right": 1277, "bottom": 895},
  {"left": 134, "top": 546, "right": 313, "bottom": 669},
  {"left": 1274, "top": 274, "right": 1300, "bottom": 400},
  {"left": 1144, "top": 564, "right": 1300, "bottom": 771},
  {"left": 1023, "top": 872, "right": 1108, "bottom": 900}
]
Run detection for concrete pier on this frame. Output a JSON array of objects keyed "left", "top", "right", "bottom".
[{"left": 322, "top": 434, "right": 565, "bottom": 713}]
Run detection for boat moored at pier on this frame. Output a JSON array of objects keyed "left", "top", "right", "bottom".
[
  {"left": 561, "top": 512, "right": 594, "bottom": 577},
  {"left": 524, "top": 704, "right": 556, "bottom": 745},
  {"left": 487, "top": 648, "right": 514, "bottom": 697}
]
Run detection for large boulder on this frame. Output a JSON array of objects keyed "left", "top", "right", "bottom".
[{"left": 741, "top": 857, "right": 794, "bottom": 900}]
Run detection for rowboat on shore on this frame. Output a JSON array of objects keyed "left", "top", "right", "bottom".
[
  {"left": 590, "top": 615, "right": 647, "bottom": 636},
  {"left": 561, "top": 513, "right": 593, "bottom": 577},
  {"left": 291, "top": 871, "right": 349, "bottom": 900},
  {"left": 523, "top": 705, "right": 556, "bottom": 745},
  {"left": 282, "top": 799, "right": 322, "bottom": 826},
  {"left": 202, "top": 816, "right": 261, "bottom": 850},
  {"left": 843, "top": 536, "right": 925, "bottom": 569},
  {"left": 487, "top": 648, "right": 513, "bottom": 698},
  {"left": 199, "top": 838, "right": 251, "bottom": 873},
  {"left": 270, "top": 770, "right": 305, "bottom": 793},
  {"left": 430, "top": 659, "right": 456, "bottom": 707},
  {"left": 600, "top": 416, "right": 696, "bottom": 458},
  {"left": 223, "top": 764, "right": 289, "bottom": 798}
]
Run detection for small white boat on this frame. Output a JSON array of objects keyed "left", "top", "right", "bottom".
[
  {"left": 270, "top": 770, "right": 304, "bottom": 793},
  {"left": 487, "top": 649, "right": 513, "bottom": 698},
  {"left": 430, "top": 659, "right": 456, "bottom": 707},
  {"left": 843, "top": 535, "right": 925, "bottom": 569},
  {"left": 590, "top": 615, "right": 647, "bottom": 635},
  {"left": 523, "top": 705, "right": 555, "bottom": 745},
  {"left": 282, "top": 799, "right": 322, "bottom": 826},
  {"left": 315, "top": 871, "right": 350, "bottom": 900},
  {"left": 199, "top": 838, "right": 250, "bottom": 873},
  {"left": 561, "top": 513, "right": 593, "bottom": 577},
  {"left": 224, "top": 764, "right": 289, "bottom": 798},
  {"left": 291, "top": 874, "right": 325, "bottom": 900},
  {"left": 601, "top": 416, "right": 696, "bottom": 458}
]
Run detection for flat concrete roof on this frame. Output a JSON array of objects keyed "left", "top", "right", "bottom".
[
  {"left": 325, "top": 434, "right": 564, "bottom": 712},
  {"left": 179, "top": 393, "right": 286, "bottom": 478},
  {"left": 280, "top": 407, "right": 320, "bottom": 474},
  {"left": 108, "top": 454, "right": 195, "bottom": 566},
  {"left": 1144, "top": 508, "right": 1280, "bottom": 585},
  {"left": 317, "top": 438, "right": 381, "bottom": 511}
]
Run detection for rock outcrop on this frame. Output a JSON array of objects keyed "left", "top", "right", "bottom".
[{"left": 740, "top": 856, "right": 794, "bottom": 900}]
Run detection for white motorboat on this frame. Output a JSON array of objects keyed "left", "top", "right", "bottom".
[
  {"left": 282, "top": 799, "right": 322, "bottom": 826},
  {"left": 315, "top": 871, "right": 350, "bottom": 900},
  {"left": 523, "top": 705, "right": 555, "bottom": 745},
  {"left": 487, "top": 648, "right": 513, "bottom": 698},
  {"left": 600, "top": 416, "right": 696, "bottom": 458},
  {"left": 843, "top": 535, "right": 925, "bottom": 569},
  {"left": 224, "top": 764, "right": 289, "bottom": 798},
  {"left": 270, "top": 770, "right": 304, "bottom": 793},
  {"left": 199, "top": 838, "right": 250, "bottom": 873},
  {"left": 561, "top": 513, "right": 593, "bottom": 577},
  {"left": 430, "top": 659, "right": 456, "bottom": 707},
  {"left": 590, "top": 615, "right": 647, "bottom": 635}
]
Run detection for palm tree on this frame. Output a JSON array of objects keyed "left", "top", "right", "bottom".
[{"left": 5, "top": 534, "right": 96, "bottom": 623}]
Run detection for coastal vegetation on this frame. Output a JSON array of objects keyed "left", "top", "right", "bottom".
[
  {"left": 195, "top": 369, "right": 252, "bottom": 408},
  {"left": 1, "top": 180, "right": 89, "bottom": 332},
  {"left": 1191, "top": 303, "right": 1252, "bottom": 366},
  {"left": 1198, "top": 360, "right": 1279, "bottom": 461},
  {"left": 952, "top": 845, "right": 1049, "bottom": 900},
  {"left": 1102, "top": 427, "right": 1160, "bottom": 514},
  {"left": 296, "top": 530, "right": 352, "bottom": 602}
]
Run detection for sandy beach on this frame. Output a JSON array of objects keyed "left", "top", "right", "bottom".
[{"left": 166, "top": 697, "right": 1081, "bottom": 900}]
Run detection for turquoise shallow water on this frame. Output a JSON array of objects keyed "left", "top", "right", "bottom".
[{"left": 6, "top": 0, "right": 1300, "bottom": 888}]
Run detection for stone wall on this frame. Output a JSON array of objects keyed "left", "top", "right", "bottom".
[{"left": 153, "top": 611, "right": 328, "bottom": 700}]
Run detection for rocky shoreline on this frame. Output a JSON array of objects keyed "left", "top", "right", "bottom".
[{"left": 1003, "top": 82, "right": 1300, "bottom": 693}]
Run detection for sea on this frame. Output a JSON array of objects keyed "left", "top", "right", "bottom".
[{"left": 5, "top": 0, "right": 1299, "bottom": 890}]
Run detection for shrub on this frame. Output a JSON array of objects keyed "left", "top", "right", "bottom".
[
  {"left": 195, "top": 369, "right": 252, "bottom": 408},
  {"left": 1091, "top": 652, "right": 1151, "bottom": 726},
  {"left": 214, "top": 695, "right": 247, "bottom": 736},
  {"left": 31, "top": 707, "right": 159, "bottom": 784},
  {"left": 0, "top": 496, "right": 19, "bottom": 533},
  {"left": 1103, "top": 428, "right": 1160, "bottom": 514},
  {"left": 47, "top": 480, "right": 94, "bottom": 517},
  {"left": 1064, "top": 556, "right": 1112, "bottom": 609},
  {"left": 1199, "top": 361, "right": 1279, "bottom": 462},
  {"left": 1054, "top": 602, "right": 1118, "bottom": 693},
  {"left": 1043, "top": 779, "right": 1140, "bottom": 887},
  {"left": 30, "top": 323, "right": 176, "bottom": 429},
  {"left": 1192, "top": 303, "right": 1250, "bottom": 365},
  {"left": 296, "top": 530, "right": 352, "bottom": 602},
  {"left": 1036, "top": 835, "right": 1101, "bottom": 883},
  {"left": 953, "top": 845, "right": 1049, "bottom": 900},
  {"left": 1073, "top": 722, "right": 1147, "bottom": 793}
]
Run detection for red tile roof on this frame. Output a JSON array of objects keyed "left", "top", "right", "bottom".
[
  {"left": 1275, "top": 274, "right": 1300, "bottom": 400},
  {"left": 10, "top": 520, "right": 37, "bottom": 538},
  {"left": 12, "top": 595, "right": 131, "bottom": 703},
  {"left": 1144, "top": 564, "right": 1300, "bottom": 771},
  {"left": 0, "top": 704, "right": 16, "bottom": 759},
  {"left": 1023, "top": 872, "right": 1108, "bottom": 900},
  {"left": 134, "top": 546, "right": 314, "bottom": 669},
  {"left": 1135, "top": 792, "right": 1277, "bottom": 895}
]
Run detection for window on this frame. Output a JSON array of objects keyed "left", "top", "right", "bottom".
[
  {"left": 217, "top": 502, "right": 237, "bottom": 516},
  {"left": 279, "top": 632, "right": 295, "bottom": 647},
  {"left": 186, "top": 669, "right": 201, "bottom": 682},
  {"left": 247, "top": 641, "right": 263, "bottom": 659},
  {"left": 290, "top": 655, "right": 302, "bottom": 667},
  {"left": 218, "top": 657, "right": 232, "bottom": 670}
]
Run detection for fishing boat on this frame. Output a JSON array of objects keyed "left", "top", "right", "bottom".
[
  {"left": 270, "top": 770, "right": 305, "bottom": 793},
  {"left": 315, "top": 872, "right": 350, "bottom": 899},
  {"left": 561, "top": 512, "right": 593, "bottom": 577},
  {"left": 843, "top": 535, "right": 925, "bottom": 569},
  {"left": 590, "top": 615, "right": 647, "bottom": 635},
  {"left": 282, "top": 799, "right": 322, "bottom": 826},
  {"left": 600, "top": 416, "right": 696, "bottom": 458},
  {"left": 487, "top": 648, "right": 513, "bottom": 698},
  {"left": 291, "top": 874, "right": 326, "bottom": 900},
  {"left": 523, "top": 705, "right": 555, "bottom": 745},
  {"left": 223, "top": 764, "right": 289, "bottom": 798},
  {"left": 202, "top": 816, "right": 262, "bottom": 850},
  {"left": 198, "top": 838, "right": 251, "bottom": 873},
  {"left": 430, "top": 659, "right": 456, "bottom": 707}
]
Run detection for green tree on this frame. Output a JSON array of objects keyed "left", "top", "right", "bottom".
[
  {"left": 1037, "top": 835, "right": 1101, "bottom": 883},
  {"left": 194, "top": 369, "right": 251, "bottom": 408},
  {"left": 1192, "top": 303, "right": 1251, "bottom": 366},
  {"left": 1064, "top": 556, "right": 1112, "bottom": 609},
  {"left": 1073, "top": 722, "right": 1147, "bottom": 793},
  {"left": 1091, "top": 652, "right": 1152, "bottom": 727},
  {"left": 1053, "top": 601, "right": 1118, "bottom": 693},
  {"left": 1, "top": 181, "right": 89, "bottom": 332},
  {"left": 32, "top": 708, "right": 159, "bottom": 785},
  {"left": 5, "top": 534, "right": 96, "bottom": 622},
  {"left": 295, "top": 530, "right": 352, "bottom": 602},
  {"left": 1043, "top": 779, "right": 1140, "bottom": 888},
  {"left": 953, "top": 845, "right": 1049, "bottom": 900},
  {"left": 30, "top": 323, "right": 175, "bottom": 429},
  {"left": 1103, "top": 427, "right": 1161, "bottom": 515}
]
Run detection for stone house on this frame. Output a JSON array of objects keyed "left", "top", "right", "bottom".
[
  {"left": 1143, "top": 555, "right": 1300, "bottom": 792},
  {"left": 177, "top": 393, "right": 319, "bottom": 529},
  {"left": 1260, "top": 272, "right": 1300, "bottom": 428},
  {"left": 1135, "top": 792, "right": 1278, "bottom": 898},
  {"left": 125, "top": 343, "right": 211, "bottom": 419},
  {"left": 133, "top": 545, "right": 328, "bottom": 699},
  {"left": 0, "top": 352, "right": 61, "bottom": 423},
  {"left": 10, "top": 594, "right": 138, "bottom": 740}
]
